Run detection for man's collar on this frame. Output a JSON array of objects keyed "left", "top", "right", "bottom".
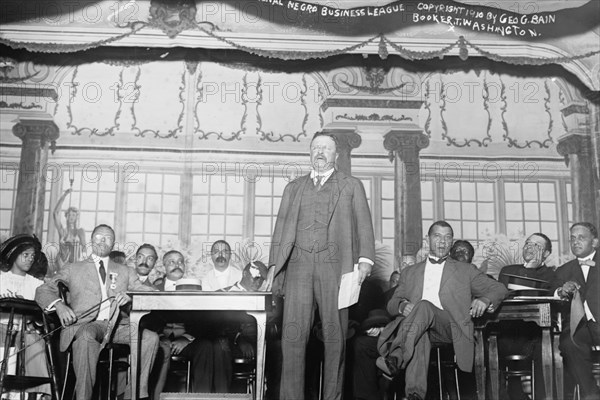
[
  {"left": 578, "top": 251, "right": 596, "bottom": 261},
  {"left": 214, "top": 267, "right": 230, "bottom": 277},
  {"left": 91, "top": 254, "right": 109, "bottom": 267},
  {"left": 138, "top": 275, "right": 149, "bottom": 282},
  {"left": 310, "top": 168, "right": 335, "bottom": 182}
]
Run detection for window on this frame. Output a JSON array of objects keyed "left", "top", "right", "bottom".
[
  {"left": 0, "top": 166, "right": 17, "bottom": 238},
  {"left": 253, "top": 176, "right": 288, "bottom": 261},
  {"left": 381, "top": 178, "right": 395, "bottom": 252},
  {"left": 126, "top": 173, "right": 179, "bottom": 247},
  {"left": 443, "top": 181, "right": 496, "bottom": 244},
  {"left": 190, "top": 174, "right": 244, "bottom": 251},
  {"left": 504, "top": 181, "right": 559, "bottom": 245}
]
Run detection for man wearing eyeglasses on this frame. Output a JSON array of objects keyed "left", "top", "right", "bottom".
[
  {"left": 498, "top": 233, "right": 556, "bottom": 400},
  {"left": 202, "top": 240, "right": 242, "bottom": 291},
  {"left": 35, "top": 224, "right": 159, "bottom": 400}
]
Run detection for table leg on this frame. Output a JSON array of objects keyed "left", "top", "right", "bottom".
[
  {"left": 129, "top": 311, "right": 149, "bottom": 400},
  {"left": 475, "top": 329, "right": 486, "bottom": 400},
  {"left": 489, "top": 334, "right": 499, "bottom": 400},
  {"left": 553, "top": 332, "right": 563, "bottom": 400},
  {"left": 247, "top": 311, "right": 267, "bottom": 400},
  {"left": 541, "top": 329, "right": 554, "bottom": 400}
]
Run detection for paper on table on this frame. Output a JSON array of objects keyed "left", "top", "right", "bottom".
[{"left": 338, "top": 264, "right": 361, "bottom": 309}]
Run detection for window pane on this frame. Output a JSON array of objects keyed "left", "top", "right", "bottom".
[
  {"left": 477, "top": 183, "right": 494, "bottom": 201},
  {"left": 461, "top": 183, "right": 476, "bottom": 201},
  {"left": 522, "top": 183, "right": 538, "bottom": 201},
  {"left": 523, "top": 203, "right": 539, "bottom": 220},
  {"left": 505, "top": 203, "right": 523, "bottom": 220},
  {"left": 539, "top": 183, "right": 555, "bottom": 201},
  {"left": 443, "top": 182, "right": 460, "bottom": 200},
  {"left": 504, "top": 183, "right": 521, "bottom": 201},
  {"left": 444, "top": 202, "right": 461, "bottom": 218}
]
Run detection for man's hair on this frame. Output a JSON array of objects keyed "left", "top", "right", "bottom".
[
  {"left": 211, "top": 240, "right": 231, "bottom": 253},
  {"left": 311, "top": 131, "right": 338, "bottom": 150},
  {"left": 427, "top": 220, "right": 454, "bottom": 237},
  {"left": 570, "top": 222, "right": 598, "bottom": 239},
  {"left": 450, "top": 240, "right": 475, "bottom": 260},
  {"left": 389, "top": 271, "right": 400, "bottom": 279},
  {"left": 163, "top": 250, "right": 183, "bottom": 261},
  {"left": 530, "top": 232, "right": 552, "bottom": 254},
  {"left": 136, "top": 243, "right": 157, "bottom": 257},
  {"left": 91, "top": 224, "right": 115, "bottom": 239}
]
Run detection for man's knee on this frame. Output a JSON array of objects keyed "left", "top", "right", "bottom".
[
  {"left": 142, "top": 329, "right": 159, "bottom": 347},
  {"left": 73, "top": 323, "right": 102, "bottom": 344}
]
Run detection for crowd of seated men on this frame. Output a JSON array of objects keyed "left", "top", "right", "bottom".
[{"left": 0, "top": 220, "right": 598, "bottom": 400}]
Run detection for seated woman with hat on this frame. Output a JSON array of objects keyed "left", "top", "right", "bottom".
[{"left": 0, "top": 234, "right": 51, "bottom": 399}]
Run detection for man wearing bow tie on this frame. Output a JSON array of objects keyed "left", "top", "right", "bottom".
[
  {"left": 551, "top": 222, "right": 600, "bottom": 400},
  {"left": 266, "top": 132, "right": 375, "bottom": 400},
  {"left": 377, "top": 221, "right": 508, "bottom": 400}
]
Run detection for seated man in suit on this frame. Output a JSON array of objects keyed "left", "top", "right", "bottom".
[
  {"left": 498, "top": 232, "right": 556, "bottom": 400},
  {"left": 550, "top": 222, "right": 600, "bottom": 400},
  {"left": 135, "top": 243, "right": 159, "bottom": 287},
  {"left": 152, "top": 250, "right": 214, "bottom": 398},
  {"left": 35, "top": 224, "right": 159, "bottom": 400},
  {"left": 202, "top": 240, "right": 242, "bottom": 291},
  {"left": 377, "top": 220, "right": 508, "bottom": 400}
]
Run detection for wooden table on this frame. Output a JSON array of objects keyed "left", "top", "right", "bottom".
[
  {"left": 474, "top": 297, "right": 563, "bottom": 400},
  {"left": 128, "top": 292, "right": 272, "bottom": 400}
]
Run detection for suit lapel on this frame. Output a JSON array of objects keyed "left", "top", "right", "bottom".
[
  {"left": 439, "top": 259, "right": 457, "bottom": 293},
  {"left": 414, "top": 262, "right": 425, "bottom": 301},
  {"left": 327, "top": 171, "right": 347, "bottom": 224}
]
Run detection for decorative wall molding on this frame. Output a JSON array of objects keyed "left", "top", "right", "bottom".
[{"left": 335, "top": 113, "right": 411, "bottom": 122}]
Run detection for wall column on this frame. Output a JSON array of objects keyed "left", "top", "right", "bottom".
[
  {"left": 322, "top": 128, "right": 361, "bottom": 175},
  {"left": 384, "top": 130, "right": 430, "bottom": 266},
  {"left": 557, "top": 101, "right": 598, "bottom": 226},
  {"left": 11, "top": 119, "right": 59, "bottom": 239}
]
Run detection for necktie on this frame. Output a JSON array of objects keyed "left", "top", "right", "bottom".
[
  {"left": 99, "top": 260, "right": 106, "bottom": 284},
  {"left": 428, "top": 257, "right": 446, "bottom": 265},
  {"left": 315, "top": 176, "right": 323, "bottom": 190},
  {"left": 570, "top": 289, "right": 586, "bottom": 346}
]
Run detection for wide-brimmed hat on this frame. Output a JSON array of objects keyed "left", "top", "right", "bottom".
[
  {"left": 360, "top": 309, "right": 391, "bottom": 332},
  {"left": 0, "top": 234, "right": 41, "bottom": 267},
  {"left": 175, "top": 278, "right": 203, "bottom": 291}
]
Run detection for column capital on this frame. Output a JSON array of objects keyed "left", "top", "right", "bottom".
[
  {"left": 556, "top": 134, "right": 592, "bottom": 165},
  {"left": 13, "top": 119, "right": 60, "bottom": 153},
  {"left": 383, "top": 130, "right": 429, "bottom": 162},
  {"left": 321, "top": 128, "right": 362, "bottom": 150}
]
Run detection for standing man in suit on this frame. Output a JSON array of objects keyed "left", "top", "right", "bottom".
[
  {"left": 267, "top": 131, "right": 376, "bottom": 400},
  {"left": 35, "top": 224, "right": 159, "bottom": 400},
  {"left": 202, "top": 240, "right": 242, "bottom": 291},
  {"left": 551, "top": 222, "right": 600, "bottom": 400},
  {"left": 377, "top": 221, "right": 508, "bottom": 400},
  {"left": 135, "top": 243, "right": 159, "bottom": 287}
]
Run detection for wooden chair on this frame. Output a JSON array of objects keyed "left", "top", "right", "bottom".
[{"left": 0, "top": 298, "right": 60, "bottom": 400}]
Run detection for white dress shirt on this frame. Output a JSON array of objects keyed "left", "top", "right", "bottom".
[
  {"left": 421, "top": 257, "right": 446, "bottom": 310},
  {"left": 91, "top": 254, "right": 110, "bottom": 321},
  {"left": 579, "top": 251, "right": 596, "bottom": 322}
]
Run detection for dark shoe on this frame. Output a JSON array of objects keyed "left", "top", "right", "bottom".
[{"left": 406, "top": 393, "right": 424, "bottom": 400}]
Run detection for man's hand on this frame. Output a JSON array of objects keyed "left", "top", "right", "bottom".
[
  {"left": 114, "top": 292, "right": 131, "bottom": 307},
  {"left": 470, "top": 298, "right": 490, "bottom": 318},
  {"left": 357, "top": 262, "right": 372, "bottom": 286},
  {"left": 0, "top": 290, "right": 23, "bottom": 299},
  {"left": 55, "top": 302, "right": 77, "bottom": 327},
  {"left": 559, "top": 281, "right": 580, "bottom": 298},
  {"left": 237, "top": 338, "right": 255, "bottom": 358},
  {"left": 401, "top": 302, "right": 414, "bottom": 316},
  {"left": 366, "top": 327, "right": 383, "bottom": 337},
  {"left": 170, "top": 337, "right": 191, "bottom": 355}
]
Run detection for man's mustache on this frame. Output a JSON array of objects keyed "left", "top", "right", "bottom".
[
  {"left": 170, "top": 267, "right": 184, "bottom": 274},
  {"left": 137, "top": 263, "right": 150, "bottom": 269},
  {"left": 216, "top": 256, "right": 227, "bottom": 263}
]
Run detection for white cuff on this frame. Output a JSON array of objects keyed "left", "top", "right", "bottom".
[
  {"left": 358, "top": 257, "right": 374, "bottom": 266},
  {"left": 46, "top": 298, "right": 63, "bottom": 311}
]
